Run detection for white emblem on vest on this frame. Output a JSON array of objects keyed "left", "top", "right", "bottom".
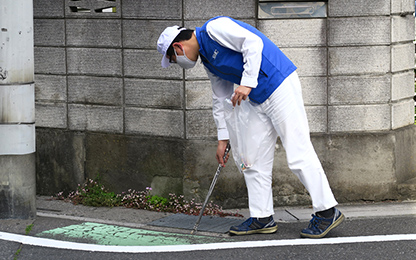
[{"left": 212, "top": 49, "right": 219, "bottom": 59}]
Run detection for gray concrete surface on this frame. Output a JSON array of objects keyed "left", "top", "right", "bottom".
[{"left": 30, "top": 196, "right": 416, "bottom": 228}]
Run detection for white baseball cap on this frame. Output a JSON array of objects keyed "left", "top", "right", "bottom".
[{"left": 157, "top": 25, "right": 186, "bottom": 68}]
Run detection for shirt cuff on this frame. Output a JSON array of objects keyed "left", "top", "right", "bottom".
[
  {"left": 240, "top": 76, "right": 258, "bottom": 88},
  {"left": 217, "top": 129, "right": 229, "bottom": 141}
]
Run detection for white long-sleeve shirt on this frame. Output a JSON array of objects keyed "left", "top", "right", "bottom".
[{"left": 202, "top": 17, "right": 264, "bottom": 140}]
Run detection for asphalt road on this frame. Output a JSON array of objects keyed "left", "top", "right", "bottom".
[{"left": 2, "top": 216, "right": 416, "bottom": 260}]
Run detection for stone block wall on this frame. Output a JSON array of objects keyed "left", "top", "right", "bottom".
[{"left": 34, "top": 0, "right": 416, "bottom": 208}]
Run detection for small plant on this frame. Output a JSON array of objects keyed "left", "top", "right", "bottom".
[
  {"left": 25, "top": 224, "right": 34, "bottom": 235},
  {"left": 14, "top": 248, "right": 21, "bottom": 260},
  {"left": 54, "top": 177, "right": 243, "bottom": 218},
  {"left": 56, "top": 175, "right": 121, "bottom": 207},
  {"left": 13, "top": 224, "right": 34, "bottom": 259}
]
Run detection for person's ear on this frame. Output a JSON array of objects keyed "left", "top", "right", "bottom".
[{"left": 172, "top": 42, "right": 184, "bottom": 55}]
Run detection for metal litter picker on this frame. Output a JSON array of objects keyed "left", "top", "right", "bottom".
[{"left": 191, "top": 143, "right": 231, "bottom": 235}]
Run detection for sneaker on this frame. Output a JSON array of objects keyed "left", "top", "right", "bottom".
[
  {"left": 229, "top": 217, "right": 278, "bottom": 236},
  {"left": 300, "top": 208, "right": 345, "bottom": 238}
]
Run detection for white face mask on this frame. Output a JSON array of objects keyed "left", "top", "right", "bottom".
[{"left": 174, "top": 48, "right": 197, "bottom": 69}]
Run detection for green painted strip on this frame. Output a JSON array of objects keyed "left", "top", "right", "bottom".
[{"left": 36, "top": 222, "right": 229, "bottom": 246}]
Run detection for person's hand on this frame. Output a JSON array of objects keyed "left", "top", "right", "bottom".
[
  {"left": 216, "top": 140, "right": 230, "bottom": 167},
  {"left": 231, "top": 85, "right": 252, "bottom": 106}
]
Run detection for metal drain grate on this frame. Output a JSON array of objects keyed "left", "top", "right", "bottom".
[{"left": 149, "top": 214, "right": 244, "bottom": 233}]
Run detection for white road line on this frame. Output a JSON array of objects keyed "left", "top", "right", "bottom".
[{"left": 1, "top": 231, "right": 416, "bottom": 253}]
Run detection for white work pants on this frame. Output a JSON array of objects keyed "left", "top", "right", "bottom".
[{"left": 244, "top": 71, "right": 338, "bottom": 217}]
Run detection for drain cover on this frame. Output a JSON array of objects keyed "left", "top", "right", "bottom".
[{"left": 149, "top": 214, "right": 244, "bottom": 233}]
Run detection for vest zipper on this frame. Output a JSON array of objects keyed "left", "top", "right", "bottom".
[{"left": 260, "top": 69, "right": 268, "bottom": 78}]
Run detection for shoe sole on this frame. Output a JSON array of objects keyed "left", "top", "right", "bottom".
[
  {"left": 229, "top": 225, "right": 278, "bottom": 236},
  {"left": 300, "top": 212, "right": 345, "bottom": 239}
]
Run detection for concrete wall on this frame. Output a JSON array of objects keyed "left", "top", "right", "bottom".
[
  {"left": 34, "top": 0, "right": 416, "bottom": 208},
  {"left": 0, "top": 0, "right": 36, "bottom": 219}
]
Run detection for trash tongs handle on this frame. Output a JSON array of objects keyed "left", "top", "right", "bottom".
[{"left": 191, "top": 142, "right": 231, "bottom": 234}]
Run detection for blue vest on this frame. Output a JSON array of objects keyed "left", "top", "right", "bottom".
[{"left": 195, "top": 17, "right": 297, "bottom": 104}]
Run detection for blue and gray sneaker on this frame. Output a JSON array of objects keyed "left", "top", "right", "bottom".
[
  {"left": 300, "top": 208, "right": 344, "bottom": 238},
  {"left": 229, "top": 216, "right": 278, "bottom": 236}
]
